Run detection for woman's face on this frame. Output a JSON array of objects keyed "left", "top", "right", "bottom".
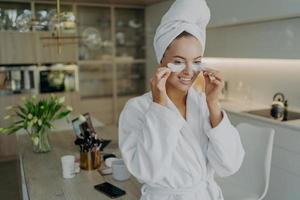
[{"left": 160, "top": 36, "right": 203, "bottom": 93}]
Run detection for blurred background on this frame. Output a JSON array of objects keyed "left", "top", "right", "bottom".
[{"left": 1, "top": 0, "right": 300, "bottom": 199}]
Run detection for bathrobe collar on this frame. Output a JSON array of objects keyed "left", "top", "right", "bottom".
[{"left": 165, "top": 87, "right": 208, "bottom": 176}]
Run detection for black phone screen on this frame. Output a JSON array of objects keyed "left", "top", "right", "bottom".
[{"left": 94, "top": 182, "right": 126, "bottom": 198}]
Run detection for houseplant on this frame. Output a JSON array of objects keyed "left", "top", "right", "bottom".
[{"left": 0, "top": 95, "right": 72, "bottom": 153}]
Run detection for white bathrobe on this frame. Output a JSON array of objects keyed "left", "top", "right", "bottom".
[{"left": 119, "top": 87, "right": 245, "bottom": 200}]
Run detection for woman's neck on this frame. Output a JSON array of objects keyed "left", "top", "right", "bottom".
[{"left": 166, "top": 85, "right": 188, "bottom": 107}]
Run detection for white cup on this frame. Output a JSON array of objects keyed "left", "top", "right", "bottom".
[
  {"left": 112, "top": 159, "right": 130, "bottom": 181},
  {"left": 61, "top": 155, "right": 75, "bottom": 179}
]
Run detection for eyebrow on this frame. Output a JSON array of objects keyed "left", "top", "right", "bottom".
[{"left": 173, "top": 55, "right": 202, "bottom": 60}]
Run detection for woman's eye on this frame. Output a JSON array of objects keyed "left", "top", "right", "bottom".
[
  {"left": 173, "top": 60, "right": 183, "bottom": 64},
  {"left": 194, "top": 61, "right": 202, "bottom": 64}
]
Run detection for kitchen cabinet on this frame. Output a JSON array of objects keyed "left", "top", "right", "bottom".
[
  {"left": 117, "top": 63, "right": 145, "bottom": 96},
  {"left": 79, "top": 63, "right": 113, "bottom": 98},
  {"left": 77, "top": 5, "right": 112, "bottom": 61},
  {"left": 207, "top": 0, "right": 300, "bottom": 28},
  {"left": 37, "top": 32, "right": 78, "bottom": 64},
  {"left": 77, "top": 5, "right": 146, "bottom": 124},
  {"left": 0, "top": 31, "right": 78, "bottom": 65},
  {"left": 0, "top": 94, "right": 19, "bottom": 159},
  {"left": 226, "top": 111, "right": 300, "bottom": 200},
  {"left": 0, "top": 1, "right": 147, "bottom": 124},
  {"left": 115, "top": 8, "right": 145, "bottom": 59},
  {"left": 80, "top": 97, "right": 114, "bottom": 125},
  {"left": 0, "top": 32, "right": 37, "bottom": 64}
]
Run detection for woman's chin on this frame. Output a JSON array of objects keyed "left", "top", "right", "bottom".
[{"left": 173, "top": 82, "right": 192, "bottom": 92}]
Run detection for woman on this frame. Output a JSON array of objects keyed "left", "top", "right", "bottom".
[{"left": 118, "top": 0, "right": 245, "bottom": 199}]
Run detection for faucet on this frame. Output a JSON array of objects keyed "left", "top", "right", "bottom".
[{"left": 283, "top": 99, "right": 288, "bottom": 121}]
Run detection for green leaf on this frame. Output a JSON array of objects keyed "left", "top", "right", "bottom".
[
  {"left": 18, "top": 105, "right": 28, "bottom": 115},
  {"left": 0, "top": 125, "right": 23, "bottom": 135},
  {"left": 54, "top": 110, "right": 71, "bottom": 120},
  {"left": 16, "top": 112, "right": 26, "bottom": 119}
]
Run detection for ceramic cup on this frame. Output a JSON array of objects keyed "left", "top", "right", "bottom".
[
  {"left": 112, "top": 159, "right": 130, "bottom": 181},
  {"left": 61, "top": 155, "right": 75, "bottom": 179}
]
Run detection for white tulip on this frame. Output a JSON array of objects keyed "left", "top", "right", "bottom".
[
  {"left": 4, "top": 115, "right": 11, "bottom": 120},
  {"left": 78, "top": 115, "right": 86, "bottom": 123},
  {"left": 58, "top": 96, "right": 65, "bottom": 104},
  {"left": 32, "top": 137, "right": 39, "bottom": 146},
  {"left": 33, "top": 117, "right": 38, "bottom": 124},
  {"left": 5, "top": 106, "right": 13, "bottom": 110},
  {"left": 66, "top": 106, "right": 73, "bottom": 111},
  {"left": 27, "top": 113, "right": 33, "bottom": 119}
]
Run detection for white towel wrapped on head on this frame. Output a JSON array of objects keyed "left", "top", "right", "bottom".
[{"left": 153, "top": 0, "right": 211, "bottom": 63}]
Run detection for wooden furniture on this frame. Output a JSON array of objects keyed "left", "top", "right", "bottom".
[
  {"left": 17, "top": 128, "right": 141, "bottom": 200},
  {"left": 76, "top": 4, "right": 146, "bottom": 123},
  {"left": 0, "top": 32, "right": 37, "bottom": 64},
  {"left": 0, "top": 0, "right": 149, "bottom": 124},
  {"left": 0, "top": 31, "right": 78, "bottom": 65}
]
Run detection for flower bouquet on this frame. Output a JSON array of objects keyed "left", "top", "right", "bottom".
[{"left": 0, "top": 95, "right": 72, "bottom": 153}]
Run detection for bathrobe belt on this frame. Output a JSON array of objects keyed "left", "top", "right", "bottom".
[{"left": 141, "top": 179, "right": 216, "bottom": 196}]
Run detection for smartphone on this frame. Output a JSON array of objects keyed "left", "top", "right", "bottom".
[{"left": 94, "top": 182, "right": 126, "bottom": 199}]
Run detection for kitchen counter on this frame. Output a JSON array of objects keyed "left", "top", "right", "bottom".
[
  {"left": 17, "top": 128, "right": 141, "bottom": 200},
  {"left": 220, "top": 98, "right": 300, "bottom": 131}
]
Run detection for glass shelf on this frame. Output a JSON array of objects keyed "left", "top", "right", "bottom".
[
  {"left": 117, "top": 63, "right": 145, "bottom": 96},
  {"left": 0, "top": 2, "right": 31, "bottom": 31},
  {"left": 77, "top": 5, "right": 112, "bottom": 61},
  {"left": 79, "top": 64, "right": 113, "bottom": 98},
  {"left": 115, "top": 8, "right": 145, "bottom": 59},
  {"left": 34, "top": 3, "right": 73, "bottom": 31}
]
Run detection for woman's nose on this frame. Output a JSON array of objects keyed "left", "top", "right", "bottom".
[{"left": 182, "top": 64, "right": 193, "bottom": 75}]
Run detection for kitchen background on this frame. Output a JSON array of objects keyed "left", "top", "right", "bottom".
[{"left": 1, "top": 0, "right": 300, "bottom": 199}]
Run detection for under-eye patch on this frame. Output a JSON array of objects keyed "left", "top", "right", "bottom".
[
  {"left": 167, "top": 63, "right": 185, "bottom": 72},
  {"left": 191, "top": 63, "right": 207, "bottom": 72},
  {"left": 167, "top": 63, "right": 207, "bottom": 72}
]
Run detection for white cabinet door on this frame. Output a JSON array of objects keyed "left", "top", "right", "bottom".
[
  {"left": 207, "top": 0, "right": 300, "bottom": 27},
  {"left": 226, "top": 111, "right": 300, "bottom": 200}
]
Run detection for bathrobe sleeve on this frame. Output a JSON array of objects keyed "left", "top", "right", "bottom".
[
  {"left": 118, "top": 98, "right": 185, "bottom": 184},
  {"left": 203, "top": 100, "right": 245, "bottom": 177}
]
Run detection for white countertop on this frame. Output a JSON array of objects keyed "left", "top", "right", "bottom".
[{"left": 220, "top": 98, "right": 300, "bottom": 131}]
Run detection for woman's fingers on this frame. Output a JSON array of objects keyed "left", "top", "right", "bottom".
[
  {"left": 151, "top": 67, "right": 171, "bottom": 106},
  {"left": 203, "top": 68, "right": 223, "bottom": 82},
  {"left": 155, "top": 67, "right": 171, "bottom": 80}
]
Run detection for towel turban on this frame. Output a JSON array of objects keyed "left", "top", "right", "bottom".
[{"left": 153, "top": 0, "right": 211, "bottom": 63}]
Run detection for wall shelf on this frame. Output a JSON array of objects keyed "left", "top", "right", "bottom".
[{"left": 0, "top": 0, "right": 146, "bottom": 124}]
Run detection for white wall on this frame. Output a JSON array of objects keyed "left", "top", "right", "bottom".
[{"left": 203, "top": 57, "right": 300, "bottom": 110}]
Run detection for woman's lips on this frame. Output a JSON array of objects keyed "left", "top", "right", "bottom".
[{"left": 178, "top": 76, "right": 193, "bottom": 85}]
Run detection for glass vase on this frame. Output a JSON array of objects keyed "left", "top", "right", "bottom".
[{"left": 31, "top": 128, "right": 51, "bottom": 153}]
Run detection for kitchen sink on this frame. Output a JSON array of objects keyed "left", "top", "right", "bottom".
[{"left": 244, "top": 109, "right": 300, "bottom": 121}]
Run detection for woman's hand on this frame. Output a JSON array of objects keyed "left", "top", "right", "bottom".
[
  {"left": 203, "top": 68, "right": 224, "bottom": 127},
  {"left": 203, "top": 68, "right": 224, "bottom": 104},
  {"left": 150, "top": 67, "right": 171, "bottom": 106}
]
